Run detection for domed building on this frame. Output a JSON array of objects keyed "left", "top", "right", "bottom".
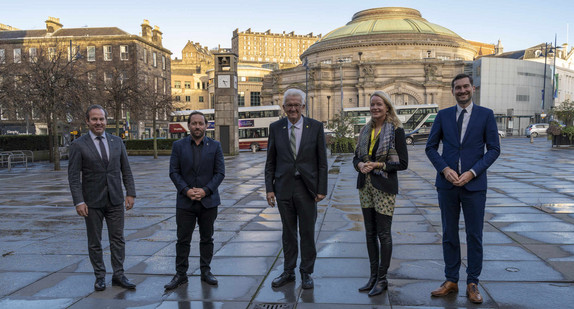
[{"left": 262, "top": 7, "right": 486, "bottom": 122}]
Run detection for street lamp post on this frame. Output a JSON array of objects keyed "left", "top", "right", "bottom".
[
  {"left": 339, "top": 60, "right": 344, "bottom": 114},
  {"left": 542, "top": 42, "right": 549, "bottom": 112},
  {"left": 327, "top": 95, "right": 331, "bottom": 123}
]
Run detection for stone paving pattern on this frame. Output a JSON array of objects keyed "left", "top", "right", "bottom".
[{"left": 1, "top": 137, "right": 573, "bottom": 308}]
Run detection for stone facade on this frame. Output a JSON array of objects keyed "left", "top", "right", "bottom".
[
  {"left": 0, "top": 18, "right": 171, "bottom": 138},
  {"left": 232, "top": 28, "right": 321, "bottom": 69},
  {"left": 171, "top": 41, "right": 213, "bottom": 111},
  {"left": 261, "top": 7, "right": 480, "bottom": 123}
]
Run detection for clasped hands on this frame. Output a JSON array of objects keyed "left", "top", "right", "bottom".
[
  {"left": 443, "top": 167, "right": 474, "bottom": 187},
  {"left": 186, "top": 187, "right": 206, "bottom": 201},
  {"left": 358, "top": 161, "right": 380, "bottom": 174}
]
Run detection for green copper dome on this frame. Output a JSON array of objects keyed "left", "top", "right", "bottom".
[{"left": 320, "top": 7, "right": 461, "bottom": 42}]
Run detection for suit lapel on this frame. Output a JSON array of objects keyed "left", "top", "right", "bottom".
[
  {"left": 278, "top": 118, "right": 294, "bottom": 159},
  {"left": 83, "top": 134, "right": 106, "bottom": 166},
  {"left": 298, "top": 117, "right": 311, "bottom": 159}
]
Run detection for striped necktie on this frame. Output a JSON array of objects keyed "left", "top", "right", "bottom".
[{"left": 290, "top": 125, "right": 297, "bottom": 159}]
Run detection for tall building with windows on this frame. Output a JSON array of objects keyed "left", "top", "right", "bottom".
[
  {"left": 232, "top": 28, "right": 321, "bottom": 69},
  {"left": 207, "top": 65, "right": 272, "bottom": 108},
  {"left": 171, "top": 41, "right": 213, "bottom": 111},
  {"left": 0, "top": 17, "right": 171, "bottom": 138}
]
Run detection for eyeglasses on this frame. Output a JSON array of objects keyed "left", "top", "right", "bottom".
[{"left": 285, "top": 104, "right": 302, "bottom": 109}]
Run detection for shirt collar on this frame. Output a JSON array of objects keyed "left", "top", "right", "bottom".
[
  {"left": 457, "top": 102, "right": 474, "bottom": 114},
  {"left": 288, "top": 116, "right": 304, "bottom": 130},
  {"left": 89, "top": 131, "right": 105, "bottom": 140}
]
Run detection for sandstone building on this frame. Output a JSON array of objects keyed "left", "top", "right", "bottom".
[
  {"left": 171, "top": 41, "right": 213, "bottom": 111},
  {"left": 0, "top": 18, "right": 171, "bottom": 138},
  {"left": 262, "top": 7, "right": 490, "bottom": 123},
  {"left": 232, "top": 28, "right": 321, "bottom": 69}
]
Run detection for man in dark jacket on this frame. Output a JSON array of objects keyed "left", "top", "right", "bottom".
[{"left": 164, "top": 111, "right": 225, "bottom": 290}]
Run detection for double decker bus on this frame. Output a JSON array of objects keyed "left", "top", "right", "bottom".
[
  {"left": 169, "top": 105, "right": 282, "bottom": 151},
  {"left": 344, "top": 104, "right": 439, "bottom": 135}
]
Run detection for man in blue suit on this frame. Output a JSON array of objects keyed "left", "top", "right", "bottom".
[
  {"left": 164, "top": 111, "right": 225, "bottom": 290},
  {"left": 426, "top": 74, "right": 500, "bottom": 304}
]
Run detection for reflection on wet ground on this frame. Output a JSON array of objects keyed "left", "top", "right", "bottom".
[{"left": 1, "top": 137, "right": 574, "bottom": 308}]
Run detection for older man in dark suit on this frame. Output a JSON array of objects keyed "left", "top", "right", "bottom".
[
  {"left": 426, "top": 74, "right": 500, "bottom": 304},
  {"left": 68, "top": 104, "right": 137, "bottom": 291},
  {"left": 164, "top": 111, "right": 225, "bottom": 290},
  {"left": 265, "top": 88, "right": 328, "bottom": 289}
]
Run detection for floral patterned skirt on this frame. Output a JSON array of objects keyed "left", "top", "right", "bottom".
[{"left": 359, "top": 174, "right": 396, "bottom": 216}]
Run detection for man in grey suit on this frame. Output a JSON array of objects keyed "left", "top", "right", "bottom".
[
  {"left": 68, "top": 105, "right": 137, "bottom": 291},
  {"left": 265, "top": 88, "right": 328, "bottom": 289}
]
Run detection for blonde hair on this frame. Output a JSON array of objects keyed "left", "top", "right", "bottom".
[{"left": 370, "top": 91, "right": 402, "bottom": 128}]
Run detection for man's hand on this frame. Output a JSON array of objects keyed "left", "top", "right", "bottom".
[
  {"left": 125, "top": 196, "right": 135, "bottom": 211},
  {"left": 453, "top": 171, "right": 474, "bottom": 187},
  {"left": 443, "top": 167, "right": 460, "bottom": 184},
  {"left": 315, "top": 194, "right": 326, "bottom": 203},
  {"left": 76, "top": 203, "right": 88, "bottom": 217},
  {"left": 266, "top": 192, "right": 276, "bottom": 207},
  {"left": 186, "top": 188, "right": 206, "bottom": 201}
]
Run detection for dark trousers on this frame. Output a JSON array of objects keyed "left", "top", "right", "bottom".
[
  {"left": 84, "top": 203, "right": 125, "bottom": 279},
  {"left": 175, "top": 202, "right": 218, "bottom": 275},
  {"left": 361, "top": 208, "right": 393, "bottom": 277},
  {"left": 276, "top": 178, "right": 317, "bottom": 274},
  {"left": 438, "top": 187, "right": 486, "bottom": 284}
]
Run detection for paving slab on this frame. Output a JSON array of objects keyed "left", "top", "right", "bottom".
[{"left": 1, "top": 138, "right": 574, "bottom": 308}]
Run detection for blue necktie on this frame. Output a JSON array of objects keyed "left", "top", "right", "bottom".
[{"left": 457, "top": 109, "right": 467, "bottom": 141}]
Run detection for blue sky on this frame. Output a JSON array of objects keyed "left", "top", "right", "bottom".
[{"left": 2, "top": 0, "right": 573, "bottom": 58}]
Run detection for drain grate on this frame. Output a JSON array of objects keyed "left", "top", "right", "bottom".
[{"left": 253, "top": 304, "right": 295, "bottom": 309}]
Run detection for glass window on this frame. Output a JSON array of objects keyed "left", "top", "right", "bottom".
[
  {"left": 250, "top": 92, "right": 261, "bottom": 106},
  {"left": 103, "top": 46, "right": 112, "bottom": 61},
  {"left": 0, "top": 49, "right": 5, "bottom": 63},
  {"left": 174, "top": 81, "right": 181, "bottom": 88},
  {"left": 29, "top": 48, "right": 37, "bottom": 62},
  {"left": 152, "top": 52, "right": 157, "bottom": 67},
  {"left": 14, "top": 48, "right": 21, "bottom": 63},
  {"left": 238, "top": 92, "right": 245, "bottom": 107},
  {"left": 48, "top": 47, "right": 56, "bottom": 60},
  {"left": 199, "top": 96, "right": 204, "bottom": 102},
  {"left": 175, "top": 96, "right": 181, "bottom": 101},
  {"left": 143, "top": 49, "right": 148, "bottom": 63},
  {"left": 184, "top": 81, "right": 191, "bottom": 89},
  {"left": 87, "top": 46, "right": 96, "bottom": 62},
  {"left": 120, "top": 45, "right": 129, "bottom": 60},
  {"left": 162, "top": 55, "right": 166, "bottom": 70},
  {"left": 185, "top": 96, "right": 191, "bottom": 102}
]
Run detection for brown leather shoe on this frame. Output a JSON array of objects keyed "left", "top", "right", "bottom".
[
  {"left": 431, "top": 281, "right": 458, "bottom": 297},
  {"left": 466, "top": 283, "right": 483, "bottom": 304}
]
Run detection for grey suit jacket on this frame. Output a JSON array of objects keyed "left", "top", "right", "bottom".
[
  {"left": 68, "top": 133, "right": 136, "bottom": 208},
  {"left": 265, "top": 116, "right": 328, "bottom": 199}
]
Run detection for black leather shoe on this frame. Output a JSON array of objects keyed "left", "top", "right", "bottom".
[
  {"left": 111, "top": 275, "right": 136, "bottom": 289},
  {"left": 271, "top": 272, "right": 296, "bottom": 288},
  {"left": 94, "top": 278, "right": 106, "bottom": 291},
  {"left": 201, "top": 272, "right": 218, "bottom": 285},
  {"left": 301, "top": 273, "right": 314, "bottom": 289},
  {"left": 164, "top": 274, "right": 188, "bottom": 290}
]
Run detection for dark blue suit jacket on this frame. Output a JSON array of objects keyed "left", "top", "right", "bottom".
[
  {"left": 169, "top": 136, "right": 225, "bottom": 209},
  {"left": 425, "top": 104, "right": 500, "bottom": 191}
]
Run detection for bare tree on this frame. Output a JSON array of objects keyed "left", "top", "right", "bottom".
[
  {"left": 99, "top": 62, "right": 139, "bottom": 137},
  {"left": 137, "top": 77, "right": 173, "bottom": 159},
  {"left": 1, "top": 42, "right": 88, "bottom": 170}
]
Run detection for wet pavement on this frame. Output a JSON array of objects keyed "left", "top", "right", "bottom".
[{"left": 1, "top": 137, "right": 573, "bottom": 308}]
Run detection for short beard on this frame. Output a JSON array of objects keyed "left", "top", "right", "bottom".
[{"left": 456, "top": 94, "right": 472, "bottom": 105}]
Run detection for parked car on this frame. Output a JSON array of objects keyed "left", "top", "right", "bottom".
[
  {"left": 525, "top": 123, "right": 549, "bottom": 138},
  {"left": 405, "top": 127, "right": 431, "bottom": 145}
]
